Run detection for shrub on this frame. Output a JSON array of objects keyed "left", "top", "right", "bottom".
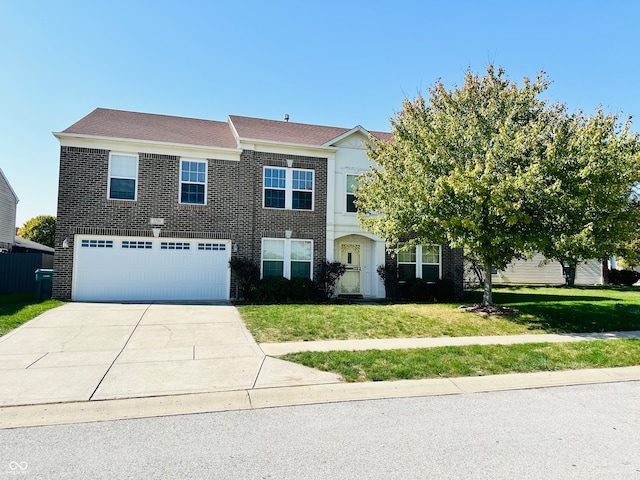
[
  {"left": 259, "top": 276, "right": 290, "bottom": 303},
  {"left": 315, "top": 261, "right": 347, "bottom": 301},
  {"left": 434, "top": 278, "right": 456, "bottom": 302},
  {"left": 408, "top": 278, "right": 435, "bottom": 302},
  {"left": 609, "top": 269, "right": 640, "bottom": 286},
  {"left": 377, "top": 264, "right": 399, "bottom": 299},
  {"left": 289, "top": 277, "right": 315, "bottom": 302},
  {"left": 229, "top": 256, "right": 260, "bottom": 300}
]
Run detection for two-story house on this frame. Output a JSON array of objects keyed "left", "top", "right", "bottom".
[
  {"left": 52, "top": 108, "right": 463, "bottom": 302},
  {"left": 0, "top": 168, "right": 18, "bottom": 252}
]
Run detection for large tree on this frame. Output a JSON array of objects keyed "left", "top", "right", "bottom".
[
  {"left": 536, "top": 109, "right": 640, "bottom": 285},
  {"left": 357, "top": 65, "right": 560, "bottom": 306},
  {"left": 17, "top": 215, "right": 56, "bottom": 248}
]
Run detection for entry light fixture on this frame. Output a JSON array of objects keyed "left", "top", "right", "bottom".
[
  {"left": 62, "top": 238, "right": 69, "bottom": 249},
  {"left": 232, "top": 243, "right": 239, "bottom": 253},
  {"left": 285, "top": 230, "right": 292, "bottom": 239},
  {"left": 152, "top": 228, "right": 161, "bottom": 238}
]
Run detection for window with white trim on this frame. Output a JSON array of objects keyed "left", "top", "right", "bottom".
[
  {"left": 180, "top": 160, "right": 207, "bottom": 205},
  {"left": 346, "top": 174, "right": 360, "bottom": 213},
  {"left": 398, "top": 245, "right": 441, "bottom": 282},
  {"left": 261, "top": 238, "right": 313, "bottom": 279},
  {"left": 263, "top": 166, "right": 314, "bottom": 210},
  {"left": 108, "top": 153, "right": 138, "bottom": 200}
]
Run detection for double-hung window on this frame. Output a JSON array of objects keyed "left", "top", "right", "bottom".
[
  {"left": 180, "top": 160, "right": 207, "bottom": 205},
  {"left": 108, "top": 153, "right": 138, "bottom": 200},
  {"left": 261, "top": 238, "right": 313, "bottom": 279},
  {"left": 263, "top": 166, "right": 314, "bottom": 210},
  {"left": 346, "top": 174, "right": 360, "bottom": 213},
  {"left": 397, "top": 245, "right": 441, "bottom": 282}
]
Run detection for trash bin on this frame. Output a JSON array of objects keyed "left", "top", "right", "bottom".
[{"left": 35, "top": 269, "right": 54, "bottom": 302}]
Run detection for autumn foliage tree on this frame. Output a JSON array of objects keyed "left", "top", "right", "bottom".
[
  {"left": 17, "top": 215, "right": 56, "bottom": 248},
  {"left": 357, "top": 65, "right": 640, "bottom": 306}
]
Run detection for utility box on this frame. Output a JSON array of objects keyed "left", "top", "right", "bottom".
[{"left": 35, "top": 268, "right": 54, "bottom": 302}]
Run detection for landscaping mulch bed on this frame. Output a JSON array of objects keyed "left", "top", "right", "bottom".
[{"left": 458, "top": 304, "right": 520, "bottom": 315}]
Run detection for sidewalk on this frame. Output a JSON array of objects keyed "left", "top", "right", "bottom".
[{"left": 2, "top": 327, "right": 640, "bottom": 429}]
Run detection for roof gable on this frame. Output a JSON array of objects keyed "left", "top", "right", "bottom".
[{"left": 0, "top": 168, "right": 18, "bottom": 202}]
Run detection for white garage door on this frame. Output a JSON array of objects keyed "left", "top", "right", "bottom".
[{"left": 73, "top": 236, "right": 231, "bottom": 302}]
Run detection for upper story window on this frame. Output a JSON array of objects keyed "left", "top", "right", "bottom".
[
  {"left": 346, "top": 174, "right": 360, "bottom": 213},
  {"left": 180, "top": 160, "right": 207, "bottom": 205},
  {"left": 263, "top": 166, "right": 314, "bottom": 210},
  {"left": 108, "top": 153, "right": 138, "bottom": 200},
  {"left": 398, "top": 245, "right": 441, "bottom": 282}
]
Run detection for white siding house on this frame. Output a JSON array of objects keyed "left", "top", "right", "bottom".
[
  {"left": 465, "top": 252, "right": 602, "bottom": 286},
  {"left": 0, "top": 168, "right": 18, "bottom": 251}
]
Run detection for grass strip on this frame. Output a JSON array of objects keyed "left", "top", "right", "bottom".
[
  {"left": 0, "top": 293, "right": 65, "bottom": 337},
  {"left": 282, "top": 339, "right": 640, "bottom": 382}
]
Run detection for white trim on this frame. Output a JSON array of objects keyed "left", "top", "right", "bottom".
[
  {"left": 107, "top": 152, "right": 138, "bottom": 201},
  {"left": 345, "top": 173, "right": 360, "bottom": 214},
  {"left": 53, "top": 132, "right": 241, "bottom": 162},
  {"left": 323, "top": 125, "right": 371, "bottom": 147},
  {"left": 261, "top": 237, "right": 314, "bottom": 280},
  {"left": 178, "top": 158, "right": 208, "bottom": 205}
]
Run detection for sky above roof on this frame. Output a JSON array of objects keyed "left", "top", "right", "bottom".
[{"left": 1, "top": 0, "right": 639, "bottom": 226}]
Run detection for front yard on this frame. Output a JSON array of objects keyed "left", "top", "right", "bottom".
[
  {"left": 239, "top": 286, "right": 640, "bottom": 343},
  {"left": 0, "top": 294, "right": 64, "bottom": 337},
  {"left": 238, "top": 286, "right": 640, "bottom": 382}
]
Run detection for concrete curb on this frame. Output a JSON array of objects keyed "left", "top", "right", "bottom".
[{"left": 2, "top": 365, "right": 639, "bottom": 430}]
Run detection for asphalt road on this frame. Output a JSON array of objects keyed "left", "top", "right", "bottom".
[{"left": 1, "top": 382, "right": 639, "bottom": 479}]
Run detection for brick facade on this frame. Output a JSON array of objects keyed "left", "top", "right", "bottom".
[{"left": 53, "top": 146, "right": 328, "bottom": 300}]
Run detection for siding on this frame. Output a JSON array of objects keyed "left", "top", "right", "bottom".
[
  {"left": 0, "top": 170, "right": 18, "bottom": 247},
  {"left": 490, "top": 253, "right": 602, "bottom": 285}
]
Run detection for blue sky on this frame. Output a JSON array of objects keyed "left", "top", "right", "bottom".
[{"left": 1, "top": 0, "right": 639, "bottom": 226}]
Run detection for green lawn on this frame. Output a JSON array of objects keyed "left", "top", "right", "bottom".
[
  {"left": 0, "top": 293, "right": 65, "bottom": 337},
  {"left": 238, "top": 286, "right": 640, "bottom": 343},
  {"left": 283, "top": 339, "right": 640, "bottom": 382}
]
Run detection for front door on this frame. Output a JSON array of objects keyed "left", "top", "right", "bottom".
[{"left": 338, "top": 243, "right": 362, "bottom": 295}]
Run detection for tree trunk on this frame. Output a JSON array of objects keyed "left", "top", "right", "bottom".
[
  {"left": 602, "top": 258, "right": 610, "bottom": 285},
  {"left": 561, "top": 261, "right": 577, "bottom": 287},
  {"left": 482, "top": 259, "right": 493, "bottom": 306}
]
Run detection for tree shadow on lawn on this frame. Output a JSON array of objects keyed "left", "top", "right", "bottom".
[{"left": 471, "top": 286, "right": 640, "bottom": 333}]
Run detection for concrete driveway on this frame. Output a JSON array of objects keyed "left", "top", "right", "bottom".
[{"left": 0, "top": 303, "right": 341, "bottom": 407}]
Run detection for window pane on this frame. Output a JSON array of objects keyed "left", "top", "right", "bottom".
[
  {"left": 346, "top": 175, "right": 359, "bottom": 194},
  {"left": 422, "top": 264, "right": 440, "bottom": 282},
  {"left": 398, "top": 264, "right": 416, "bottom": 280},
  {"left": 264, "top": 168, "right": 286, "bottom": 188},
  {"left": 265, "top": 189, "right": 285, "bottom": 208},
  {"left": 397, "top": 248, "right": 416, "bottom": 263},
  {"left": 292, "top": 191, "right": 312, "bottom": 210},
  {"left": 346, "top": 194, "right": 357, "bottom": 213},
  {"left": 111, "top": 155, "right": 137, "bottom": 178},
  {"left": 422, "top": 245, "right": 440, "bottom": 264},
  {"left": 292, "top": 170, "right": 313, "bottom": 190},
  {"left": 291, "top": 261, "right": 311, "bottom": 279},
  {"left": 110, "top": 178, "right": 135, "bottom": 200},
  {"left": 181, "top": 184, "right": 205, "bottom": 204},
  {"left": 262, "top": 239, "right": 284, "bottom": 260},
  {"left": 263, "top": 261, "right": 284, "bottom": 277},
  {"left": 291, "top": 240, "right": 312, "bottom": 260}
]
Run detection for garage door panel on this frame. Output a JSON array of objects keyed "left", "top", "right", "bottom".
[{"left": 73, "top": 236, "right": 230, "bottom": 302}]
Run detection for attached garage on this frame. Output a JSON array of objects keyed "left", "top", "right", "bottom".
[{"left": 72, "top": 235, "right": 231, "bottom": 302}]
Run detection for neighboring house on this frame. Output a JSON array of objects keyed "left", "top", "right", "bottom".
[
  {"left": 52, "top": 108, "right": 464, "bottom": 302},
  {"left": 465, "top": 253, "right": 602, "bottom": 286},
  {"left": 0, "top": 168, "right": 18, "bottom": 252}
]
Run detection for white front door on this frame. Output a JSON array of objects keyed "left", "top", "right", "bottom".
[{"left": 338, "top": 242, "right": 362, "bottom": 295}]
